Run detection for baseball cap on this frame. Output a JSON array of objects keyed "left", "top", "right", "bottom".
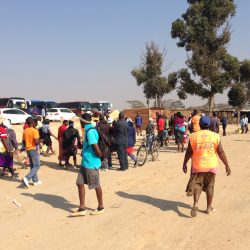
[{"left": 199, "top": 116, "right": 211, "bottom": 128}]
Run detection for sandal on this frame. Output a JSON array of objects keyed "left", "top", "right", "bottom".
[
  {"left": 69, "top": 208, "right": 86, "bottom": 217},
  {"left": 190, "top": 206, "right": 198, "bottom": 217},
  {"left": 90, "top": 207, "right": 105, "bottom": 216},
  {"left": 206, "top": 207, "right": 216, "bottom": 215}
]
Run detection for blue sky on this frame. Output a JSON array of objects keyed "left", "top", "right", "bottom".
[{"left": 0, "top": 0, "right": 249, "bottom": 109}]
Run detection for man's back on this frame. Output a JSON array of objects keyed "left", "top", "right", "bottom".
[
  {"left": 191, "top": 115, "right": 201, "bottom": 132},
  {"left": 210, "top": 117, "right": 220, "bottom": 133},
  {"left": 189, "top": 130, "right": 220, "bottom": 173},
  {"left": 135, "top": 115, "right": 142, "bottom": 126},
  {"left": 114, "top": 119, "right": 128, "bottom": 145}
]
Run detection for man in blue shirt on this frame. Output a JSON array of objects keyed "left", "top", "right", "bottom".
[
  {"left": 135, "top": 112, "right": 143, "bottom": 136},
  {"left": 70, "top": 113, "right": 104, "bottom": 217}
]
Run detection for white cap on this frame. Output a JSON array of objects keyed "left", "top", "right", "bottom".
[
  {"left": 107, "top": 117, "right": 113, "bottom": 124},
  {"left": 3, "top": 119, "right": 11, "bottom": 129},
  {"left": 86, "top": 111, "right": 93, "bottom": 115}
]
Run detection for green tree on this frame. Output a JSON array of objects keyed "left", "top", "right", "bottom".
[
  {"left": 131, "top": 41, "right": 175, "bottom": 107},
  {"left": 227, "top": 59, "right": 250, "bottom": 122},
  {"left": 170, "top": 0, "right": 236, "bottom": 113}
]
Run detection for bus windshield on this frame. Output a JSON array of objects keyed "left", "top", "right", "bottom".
[
  {"left": 46, "top": 101, "right": 58, "bottom": 109},
  {"left": 81, "top": 102, "right": 91, "bottom": 110}
]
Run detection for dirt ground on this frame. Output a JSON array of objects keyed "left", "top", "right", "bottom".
[{"left": 0, "top": 123, "right": 250, "bottom": 250}]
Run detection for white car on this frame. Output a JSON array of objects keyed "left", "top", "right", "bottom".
[
  {"left": 46, "top": 108, "right": 76, "bottom": 121},
  {"left": 0, "top": 108, "right": 31, "bottom": 124}
]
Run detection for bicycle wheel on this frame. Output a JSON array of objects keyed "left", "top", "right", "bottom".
[
  {"left": 136, "top": 146, "right": 148, "bottom": 166},
  {"left": 151, "top": 141, "right": 159, "bottom": 161}
]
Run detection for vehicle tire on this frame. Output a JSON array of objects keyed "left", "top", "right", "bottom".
[
  {"left": 151, "top": 140, "right": 159, "bottom": 161},
  {"left": 136, "top": 146, "right": 148, "bottom": 166}
]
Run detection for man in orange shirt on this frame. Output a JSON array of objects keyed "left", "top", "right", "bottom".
[
  {"left": 182, "top": 116, "right": 231, "bottom": 217},
  {"left": 22, "top": 117, "right": 41, "bottom": 188},
  {"left": 191, "top": 110, "right": 201, "bottom": 133}
]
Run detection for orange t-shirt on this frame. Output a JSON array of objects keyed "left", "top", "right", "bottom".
[
  {"left": 189, "top": 130, "right": 220, "bottom": 174},
  {"left": 192, "top": 115, "right": 201, "bottom": 132},
  {"left": 23, "top": 127, "right": 39, "bottom": 151}
]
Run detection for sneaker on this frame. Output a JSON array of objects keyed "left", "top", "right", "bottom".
[
  {"left": 33, "top": 180, "right": 42, "bottom": 186},
  {"left": 134, "top": 160, "right": 138, "bottom": 167},
  {"left": 90, "top": 207, "right": 105, "bottom": 215},
  {"left": 73, "top": 165, "right": 77, "bottom": 169},
  {"left": 22, "top": 177, "right": 29, "bottom": 188},
  {"left": 69, "top": 208, "right": 86, "bottom": 217}
]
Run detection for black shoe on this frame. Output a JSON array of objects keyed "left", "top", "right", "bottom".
[
  {"left": 134, "top": 161, "right": 137, "bottom": 167},
  {"left": 117, "top": 168, "right": 126, "bottom": 171}
]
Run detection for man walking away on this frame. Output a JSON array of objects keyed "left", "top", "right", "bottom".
[
  {"left": 191, "top": 110, "right": 200, "bottom": 133},
  {"left": 221, "top": 116, "right": 227, "bottom": 136},
  {"left": 22, "top": 117, "right": 41, "bottom": 187},
  {"left": 63, "top": 120, "right": 81, "bottom": 169},
  {"left": 210, "top": 112, "right": 220, "bottom": 133},
  {"left": 182, "top": 116, "right": 231, "bottom": 217},
  {"left": 70, "top": 113, "right": 104, "bottom": 217},
  {"left": 135, "top": 112, "right": 143, "bottom": 136},
  {"left": 114, "top": 112, "right": 128, "bottom": 171}
]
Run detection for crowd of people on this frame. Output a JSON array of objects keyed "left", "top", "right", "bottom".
[{"left": 0, "top": 108, "right": 245, "bottom": 217}]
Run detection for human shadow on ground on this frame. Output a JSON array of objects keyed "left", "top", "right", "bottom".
[
  {"left": 40, "top": 160, "right": 79, "bottom": 173},
  {"left": 116, "top": 191, "right": 191, "bottom": 218},
  {"left": 233, "top": 139, "right": 250, "bottom": 142},
  {"left": 21, "top": 193, "right": 80, "bottom": 212}
]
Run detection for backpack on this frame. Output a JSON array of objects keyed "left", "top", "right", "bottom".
[{"left": 86, "top": 127, "right": 110, "bottom": 158}]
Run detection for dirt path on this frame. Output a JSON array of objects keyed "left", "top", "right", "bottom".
[{"left": 0, "top": 124, "right": 249, "bottom": 250}]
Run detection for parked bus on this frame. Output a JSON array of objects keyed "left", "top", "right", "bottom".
[
  {"left": 90, "top": 101, "right": 112, "bottom": 113},
  {"left": 45, "top": 101, "right": 58, "bottom": 109},
  {"left": 58, "top": 101, "right": 91, "bottom": 116},
  {"left": 0, "top": 97, "right": 29, "bottom": 110}
]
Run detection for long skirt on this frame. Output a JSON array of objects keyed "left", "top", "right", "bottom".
[{"left": 58, "top": 138, "right": 65, "bottom": 162}]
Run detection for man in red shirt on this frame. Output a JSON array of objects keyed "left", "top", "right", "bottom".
[
  {"left": 157, "top": 114, "right": 165, "bottom": 147},
  {"left": 57, "top": 120, "right": 69, "bottom": 166}
]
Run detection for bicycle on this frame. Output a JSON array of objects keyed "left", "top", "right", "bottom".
[{"left": 136, "top": 133, "right": 159, "bottom": 166}]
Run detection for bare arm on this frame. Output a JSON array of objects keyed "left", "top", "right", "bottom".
[
  {"left": 182, "top": 141, "right": 193, "bottom": 174},
  {"left": 217, "top": 142, "right": 231, "bottom": 176},
  {"left": 1, "top": 138, "right": 9, "bottom": 152},
  {"left": 92, "top": 144, "right": 102, "bottom": 158}
]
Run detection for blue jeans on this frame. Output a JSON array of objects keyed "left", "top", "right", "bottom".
[{"left": 26, "top": 149, "right": 40, "bottom": 182}]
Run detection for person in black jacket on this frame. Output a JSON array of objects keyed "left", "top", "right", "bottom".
[
  {"left": 63, "top": 120, "right": 81, "bottom": 169},
  {"left": 114, "top": 112, "right": 128, "bottom": 171}
]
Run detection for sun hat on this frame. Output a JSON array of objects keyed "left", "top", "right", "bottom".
[{"left": 79, "top": 113, "right": 92, "bottom": 124}]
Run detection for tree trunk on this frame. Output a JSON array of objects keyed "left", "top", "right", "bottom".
[
  {"left": 208, "top": 95, "right": 215, "bottom": 115},
  {"left": 237, "top": 109, "right": 240, "bottom": 124}
]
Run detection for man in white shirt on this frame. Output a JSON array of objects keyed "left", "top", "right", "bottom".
[{"left": 244, "top": 115, "right": 249, "bottom": 133}]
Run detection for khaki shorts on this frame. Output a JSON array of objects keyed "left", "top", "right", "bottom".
[
  {"left": 76, "top": 167, "right": 100, "bottom": 190},
  {"left": 186, "top": 172, "right": 215, "bottom": 196}
]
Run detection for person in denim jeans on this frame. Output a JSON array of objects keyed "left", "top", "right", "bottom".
[{"left": 22, "top": 117, "right": 41, "bottom": 188}]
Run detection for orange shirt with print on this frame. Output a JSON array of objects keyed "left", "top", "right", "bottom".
[
  {"left": 189, "top": 130, "right": 220, "bottom": 174},
  {"left": 23, "top": 127, "right": 39, "bottom": 151},
  {"left": 191, "top": 115, "right": 201, "bottom": 132}
]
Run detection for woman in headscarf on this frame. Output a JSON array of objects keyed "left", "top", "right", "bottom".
[{"left": 0, "top": 119, "right": 18, "bottom": 177}]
